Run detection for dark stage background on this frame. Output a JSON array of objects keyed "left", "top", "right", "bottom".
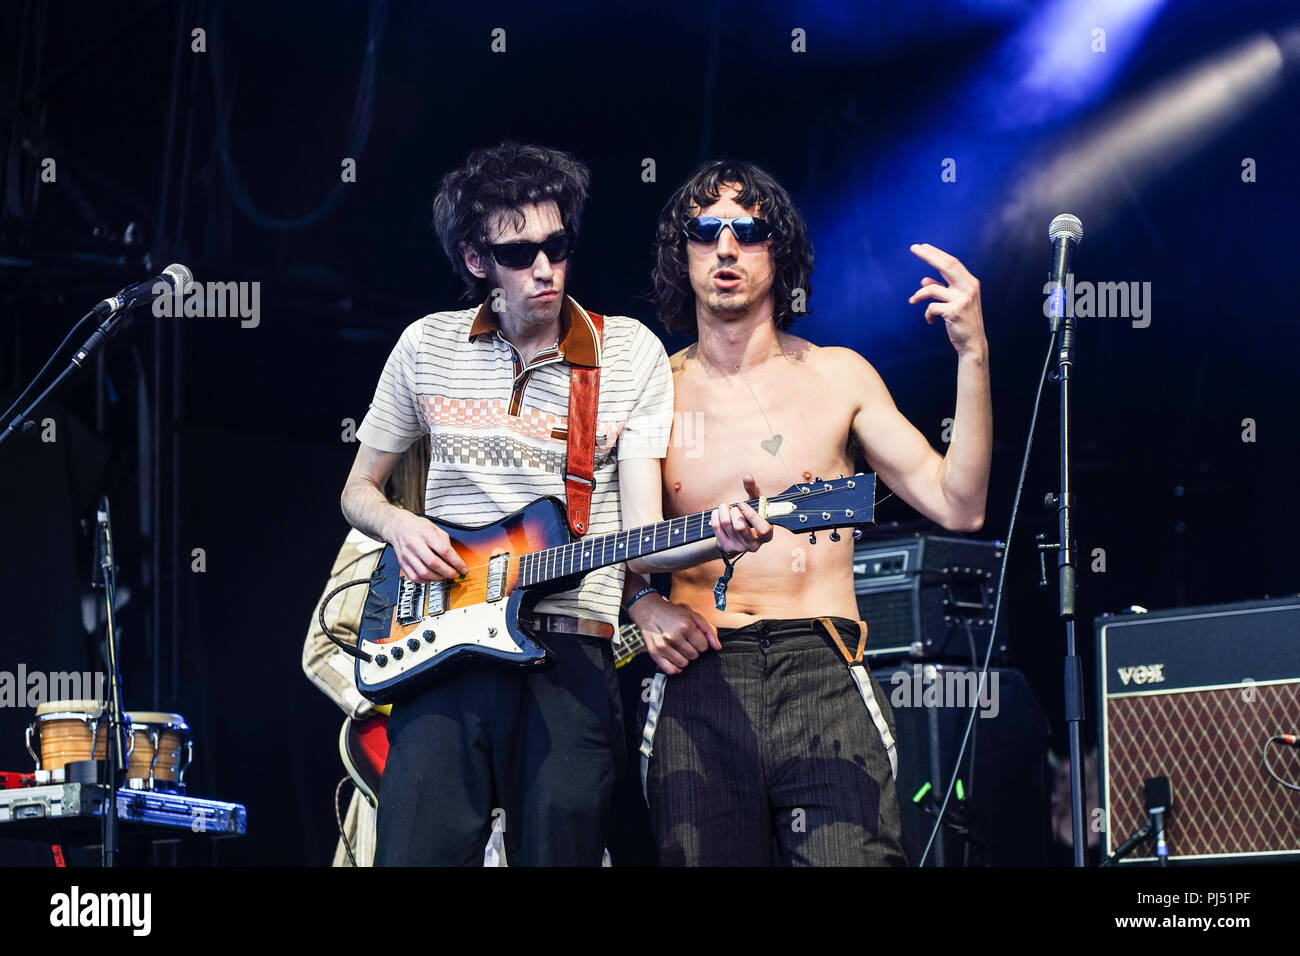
[{"left": 1, "top": 0, "right": 1297, "bottom": 865}]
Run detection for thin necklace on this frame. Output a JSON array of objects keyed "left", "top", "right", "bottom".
[
  {"left": 733, "top": 368, "right": 789, "bottom": 470},
  {"left": 698, "top": 348, "right": 789, "bottom": 471}
]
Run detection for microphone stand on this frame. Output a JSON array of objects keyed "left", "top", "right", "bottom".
[
  {"left": 0, "top": 307, "right": 133, "bottom": 449},
  {"left": 1038, "top": 262, "right": 1088, "bottom": 867},
  {"left": 1099, "top": 821, "right": 1151, "bottom": 867},
  {"left": 93, "top": 497, "right": 128, "bottom": 867},
  {"left": 2, "top": 276, "right": 189, "bottom": 862}
]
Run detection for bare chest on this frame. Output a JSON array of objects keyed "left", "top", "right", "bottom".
[{"left": 664, "top": 363, "right": 858, "bottom": 517}]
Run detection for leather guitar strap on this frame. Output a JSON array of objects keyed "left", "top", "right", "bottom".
[{"left": 565, "top": 311, "right": 604, "bottom": 537}]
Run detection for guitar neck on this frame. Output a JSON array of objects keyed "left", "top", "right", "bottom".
[
  {"left": 613, "top": 622, "right": 646, "bottom": 667},
  {"left": 517, "top": 505, "right": 731, "bottom": 590}
]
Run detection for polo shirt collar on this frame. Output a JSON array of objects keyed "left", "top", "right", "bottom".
[{"left": 467, "top": 294, "right": 600, "bottom": 368}]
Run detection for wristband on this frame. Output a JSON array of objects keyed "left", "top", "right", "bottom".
[{"left": 626, "top": 586, "right": 657, "bottom": 610}]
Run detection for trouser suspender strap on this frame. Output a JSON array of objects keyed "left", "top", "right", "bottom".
[{"left": 816, "top": 617, "right": 898, "bottom": 779}]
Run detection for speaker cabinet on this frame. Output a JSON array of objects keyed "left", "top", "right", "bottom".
[{"left": 871, "top": 664, "right": 1050, "bottom": 866}]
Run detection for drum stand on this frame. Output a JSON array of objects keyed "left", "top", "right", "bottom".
[{"left": 94, "top": 496, "right": 129, "bottom": 867}]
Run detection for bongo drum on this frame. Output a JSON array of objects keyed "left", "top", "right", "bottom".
[
  {"left": 25, "top": 700, "right": 132, "bottom": 777},
  {"left": 124, "top": 712, "right": 193, "bottom": 791}
]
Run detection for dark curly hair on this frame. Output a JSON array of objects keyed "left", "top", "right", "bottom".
[
  {"left": 431, "top": 142, "right": 591, "bottom": 302},
  {"left": 653, "top": 160, "right": 814, "bottom": 334}
]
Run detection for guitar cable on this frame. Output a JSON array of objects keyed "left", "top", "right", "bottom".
[
  {"left": 1263, "top": 735, "right": 1300, "bottom": 792},
  {"left": 317, "top": 578, "right": 375, "bottom": 662},
  {"left": 335, "top": 776, "right": 359, "bottom": 867},
  {"left": 320, "top": 579, "right": 380, "bottom": 865},
  {"left": 918, "top": 329, "right": 1058, "bottom": 866}
]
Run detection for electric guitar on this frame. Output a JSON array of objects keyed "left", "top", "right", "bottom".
[
  {"left": 354, "top": 474, "right": 875, "bottom": 704},
  {"left": 340, "top": 622, "right": 650, "bottom": 805}
]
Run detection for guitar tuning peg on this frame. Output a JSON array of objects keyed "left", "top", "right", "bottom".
[
  {"left": 829, "top": 529, "right": 841, "bottom": 542},
  {"left": 837, "top": 474, "right": 844, "bottom": 479},
  {"left": 808, "top": 532, "right": 817, "bottom": 544},
  {"left": 852, "top": 528, "right": 862, "bottom": 540},
  {"left": 814, "top": 477, "right": 822, "bottom": 483}
]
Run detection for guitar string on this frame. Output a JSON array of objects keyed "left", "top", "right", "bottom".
[
  {"left": 398, "top": 476, "right": 856, "bottom": 588},
  {"left": 406, "top": 509, "right": 724, "bottom": 585},
  {"left": 397, "top": 479, "right": 836, "bottom": 587}
]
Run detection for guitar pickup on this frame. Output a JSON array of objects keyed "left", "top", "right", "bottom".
[
  {"left": 486, "top": 553, "right": 509, "bottom": 603},
  {"left": 425, "top": 579, "right": 447, "bottom": 616}
]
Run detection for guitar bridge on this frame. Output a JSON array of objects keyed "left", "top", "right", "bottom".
[{"left": 396, "top": 578, "right": 425, "bottom": 626}]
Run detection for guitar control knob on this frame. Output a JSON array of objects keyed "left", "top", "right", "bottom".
[
  {"left": 407, "top": 638, "right": 420, "bottom": 652},
  {"left": 391, "top": 647, "right": 404, "bottom": 660},
  {"left": 375, "top": 654, "right": 389, "bottom": 668},
  {"left": 488, "top": 627, "right": 498, "bottom": 638},
  {"left": 423, "top": 629, "right": 436, "bottom": 643}
]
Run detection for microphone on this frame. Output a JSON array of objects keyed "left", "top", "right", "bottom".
[
  {"left": 74, "top": 264, "right": 195, "bottom": 368},
  {"left": 1046, "top": 214, "right": 1083, "bottom": 326},
  {"left": 1144, "top": 775, "right": 1172, "bottom": 866},
  {"left": 92, "top": 263, "right": 194, "bottom": 317}
]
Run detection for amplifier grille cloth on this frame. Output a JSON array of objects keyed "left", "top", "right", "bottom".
[
  {"left": 855, "top": 590, "right": 913, "bottom": 648},
  {"left": 1107, "top": 681, "right": 1300, "bottom": 858}
]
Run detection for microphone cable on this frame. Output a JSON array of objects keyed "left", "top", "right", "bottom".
[{"left": 918, "top": 328, "right": 1057, "bottom": 866}]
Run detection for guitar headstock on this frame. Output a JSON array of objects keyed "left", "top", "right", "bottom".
[{"left": 760, "top": 473, "right": 876, "bottom": 537}]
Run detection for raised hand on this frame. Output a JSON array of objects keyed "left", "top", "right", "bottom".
[{"left": 907, "top": 243, "right": 987, "bottom": 359}]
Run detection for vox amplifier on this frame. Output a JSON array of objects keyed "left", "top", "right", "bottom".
[{"left": 1097, "top": 596, "right": 1300, "bottom": 864}]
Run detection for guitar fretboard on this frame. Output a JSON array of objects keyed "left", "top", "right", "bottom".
[{"left": 518, "top": 506, "right": 730, "bottom": 588}]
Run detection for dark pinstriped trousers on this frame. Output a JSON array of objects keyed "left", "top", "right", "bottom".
[
  {"left": 375, "top": 635, "right": 624, "bottom": 866},
  {"left": 640, "top": 617, "right": 907, "bottom": 866}
]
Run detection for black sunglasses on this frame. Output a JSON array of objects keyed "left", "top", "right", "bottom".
[
  {"left": 486, "top": 232, "right": 574, "bottom": 270},
  {"left": 682, "top": 216, "right": 778, "bottom": 243}
]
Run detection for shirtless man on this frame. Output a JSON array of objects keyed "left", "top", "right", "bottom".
[{"left": 632, "top": 160, "right": 992, "bottom": 866}]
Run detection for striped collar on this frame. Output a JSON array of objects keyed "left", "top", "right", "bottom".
[{"left": 467, "top": 294, "right": 600, "bottom": 368}]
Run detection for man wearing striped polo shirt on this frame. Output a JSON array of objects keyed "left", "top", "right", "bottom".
[{"left": 340, "top": 143, "right": 770, "bottom": 866}]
